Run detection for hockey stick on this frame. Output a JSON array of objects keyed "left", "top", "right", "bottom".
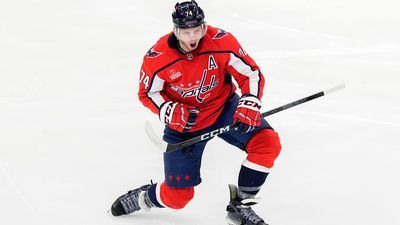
[
  {"left": 145, "top": 120, "right": 167, "bottom": 150},
  {"left": 165, "top": 83, "right": 346, "bottom": 153}
]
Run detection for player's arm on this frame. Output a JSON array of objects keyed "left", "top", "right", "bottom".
[
  {"left": 137, "top": 60, "right": 199, "bottom": 133},
  {"left": 225, "top": 36, "right": 265, "bottom": 99},
  {"left": 137, "top": 61, "right": 171, "bottom": 115},
  {"left": 225, "top": 36, "right": 265, "bottom": 133}
]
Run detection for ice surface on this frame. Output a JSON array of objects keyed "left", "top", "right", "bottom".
[{"left": 1, "top": 0, "right": 399, "bottom": 225}]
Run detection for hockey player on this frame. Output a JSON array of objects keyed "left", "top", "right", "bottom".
[{"left": 111, "top": 1, "right": 282, "bottom": 225}]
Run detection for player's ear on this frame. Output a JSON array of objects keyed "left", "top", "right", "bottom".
[
  {"left": 201, "top": 23, "right": 207, "bottom": 37},
  {"left": 173, "top": 27, "right": 179, "bottom": 38}
]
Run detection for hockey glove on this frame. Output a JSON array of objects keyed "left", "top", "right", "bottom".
[
  {"left": 234, "top": 95, "right": 262, "bottom": 133},
  {"left": 159, "top": 101, "right": 199, "bottom": 133}
]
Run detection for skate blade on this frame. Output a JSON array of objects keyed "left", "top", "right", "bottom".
[{"left": 226, "top": 215, "right": 240, "bottom": 225}]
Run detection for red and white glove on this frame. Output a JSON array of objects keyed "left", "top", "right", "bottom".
[
  {"left": 159, "top": 101, "right": 199, "bottom": 133},
  {"left": 234, "top": 95, "right": 262, "bottom": 133}
]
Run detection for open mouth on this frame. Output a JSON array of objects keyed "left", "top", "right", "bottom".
[{"left": 190, "top": 42, "right": 197, "bottom": 48}]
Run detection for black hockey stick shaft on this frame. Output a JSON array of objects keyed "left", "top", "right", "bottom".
[{"left": 166, "top": 84, "right": 345, "bottom": 153}]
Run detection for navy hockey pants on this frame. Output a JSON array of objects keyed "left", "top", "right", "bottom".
[{"left": 163, "top": 93, "right": 273, "bottom": 188}]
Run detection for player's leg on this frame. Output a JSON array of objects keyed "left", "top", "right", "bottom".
[
  {"left": 216, "top": 94, "right": 281, "bottom": 225},
  {"left": 220, "top": 125, "right": 281, "bottom": 225},
  {"left": 215, "top": 93, "right": 282, "bottom": 197},
  {"left": 146, "top": 135, "right": 207, "bottom": 210},
  {"left": 111, "top": 127, "right": 208, "bottom": 216}
]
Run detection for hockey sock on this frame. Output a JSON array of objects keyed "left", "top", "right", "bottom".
[
  {"left": 237, "top": 160, "right": 269, "bottom": 199},
  {"left": 146, "top": 183, "right": 165, "bottom": 208}
]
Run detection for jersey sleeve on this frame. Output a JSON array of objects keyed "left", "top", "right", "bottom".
[
  {"left": 137, "top": 60, "right": 171, "bottom": 115},
  {"left": 225, "top": 35, "right": 265, "bottom": 99}
]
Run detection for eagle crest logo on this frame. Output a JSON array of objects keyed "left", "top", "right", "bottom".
[
  {"left": 146, "top": 46, "right": 162, "bottom": 58},
  {"left": 212, "top": 29, "right": 228, "bottom": 39}
]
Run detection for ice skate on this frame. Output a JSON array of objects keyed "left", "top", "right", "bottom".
[
  {"left": 226, "top": 184, "right": 268, "bottom": 225},
  {"left": 110, "top": 184, "right": 153, "bottom": 216}
]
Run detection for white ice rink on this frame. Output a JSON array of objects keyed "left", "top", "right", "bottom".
[{"left": 1, "top": 0, "right": 400, "bottom": 224}]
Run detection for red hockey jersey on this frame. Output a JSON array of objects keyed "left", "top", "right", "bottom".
[{"left": 138, "top": 25, "right": 265, "bottom": 132}]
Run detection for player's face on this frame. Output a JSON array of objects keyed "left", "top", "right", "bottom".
[{"left": 176, "top": 24, "right": 207, "bottom": 52}]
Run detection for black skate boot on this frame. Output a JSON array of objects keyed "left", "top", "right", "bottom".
[
  {"left": 226, "top": 184, "right": 268, "bottom": 225},
  {"left": 111, "top": 184, "right": 154, "bottom": 216}
]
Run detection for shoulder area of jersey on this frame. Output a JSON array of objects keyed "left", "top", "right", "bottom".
[
  {"left": 204, "top": 25, "right": 241, "bottom": 51},
  {"left": 142, "top": 25, "right": 237, "bottom": 61},
  {"left": 206, "top": 25, "right": 231, "bottom": 40},
  {"left": 143, "top": 33, "right": 171, "bottom": 60}
]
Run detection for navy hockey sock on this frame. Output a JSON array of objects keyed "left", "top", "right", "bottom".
[
  {"left": 237, "top": 164, "right": 269, "bottom": 199},
  {"left": 146, "top": 183, "right": 165, "bottom": 208}
]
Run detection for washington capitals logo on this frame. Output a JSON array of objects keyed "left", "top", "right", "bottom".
[
  {"left": 170, "top": 69, "right": 219, "bottom": 103},
  {"left": 146, "top": 46, "right": 162, "bottom": 58},
  {"left": 212, "top": 29, "right": 228, "bottom": 39}
]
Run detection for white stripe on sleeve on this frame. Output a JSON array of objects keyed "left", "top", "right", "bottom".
[
  {"left": 147, "top": 74, "right": 167, "bottom": 108},
  {"left": 228, "top": 53, "right": 260, "bottom": 96}
]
